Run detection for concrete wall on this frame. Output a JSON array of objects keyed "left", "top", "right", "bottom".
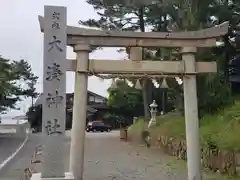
[{"left": 0, "top": 120, "right": 30, "bottom": 138}]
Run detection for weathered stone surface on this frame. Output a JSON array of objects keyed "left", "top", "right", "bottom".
[{"left": 42, "top": 5, "right": 67, "bottom": 178}]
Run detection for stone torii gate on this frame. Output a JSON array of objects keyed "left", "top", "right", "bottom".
[{"left": 35, "top": 5, "right": 229, "bottom": 180}]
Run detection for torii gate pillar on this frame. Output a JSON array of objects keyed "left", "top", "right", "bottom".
[
  {"left": 181, "top": 47, "right": 201, "bottom": 180},
  {"left": 70, "top": 44, "right": 90, "bottom": 180}
]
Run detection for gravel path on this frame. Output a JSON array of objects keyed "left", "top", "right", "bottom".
[
  {"left": 77, "top": 131, "right": 220, "bottom": 180},
  {"left": 83, "top": 131, "right": 188, "bottom": 180},
  {"left": 0, "top": 131, "right": 222, "bottom": 180}
]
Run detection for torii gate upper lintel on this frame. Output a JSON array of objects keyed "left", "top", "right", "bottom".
[{"left": 38, "top": 15, "right": 229, "bottom": 47}]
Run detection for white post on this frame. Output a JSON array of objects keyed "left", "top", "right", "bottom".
[
  {"left": 182, "top": 47, "right": 202, "bottom": 180},
  {"left": 70, "top": 44, "right": 90, "bottom": 180}
]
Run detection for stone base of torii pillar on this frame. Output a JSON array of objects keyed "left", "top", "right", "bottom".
[{"left": 30, "top": 172, "right": 74, "bottom": 180}]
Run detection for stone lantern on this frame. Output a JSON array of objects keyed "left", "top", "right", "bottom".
[{"left": 148, "top": 100, "right": 158, "bottom": 128}]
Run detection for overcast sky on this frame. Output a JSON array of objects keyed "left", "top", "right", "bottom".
[{"left": 0, "top": 0, "right": 126, "bottom": 117}]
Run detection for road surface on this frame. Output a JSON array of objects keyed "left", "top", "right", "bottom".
[
  {"left": 0, "top": 131, "right": 220, "bottom": 180},
  {"left": 0, "top": 134, "right": 39, "bottom": 180},
  {"left": 0, "top": 134, "right": 25, "bottom": 165}
]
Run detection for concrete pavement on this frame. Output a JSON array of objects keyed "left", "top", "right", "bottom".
[
  {"left": 0, "top": 134, "right": 25, "bottom": 164},
  {"left": 0, "top": 134, "right": 40, "bottom": 180}
]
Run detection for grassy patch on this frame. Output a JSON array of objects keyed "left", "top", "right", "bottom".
[
  {"left": 128, "top": 118, "right": 145, "bottom": 135},
  {"left": 128, "top": 103, "right": 240, "bottom": 180},
  {"left": 200, "top": 100, "right": 240, "bottom": 151},
  {"left": 204, "top": 173, "right": 239, "bottom": 180},
  {"left": 129, "top": 100, "right": 240, "bottom": 151}
]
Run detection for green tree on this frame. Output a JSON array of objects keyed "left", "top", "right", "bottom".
[
  {"left": 166, "top": 0, "right": 239, "bottom": 115},
  {"left": 0, "top": 56, "right": 38, "bottom": 113},
  {"left": 26, "top": 104, "right": 42, "bottom": 131},
  {"left": 81, "top": 0, "right": 176, "bottom": 120},
  {"left": 148, "top": 0, "right": 239, "bottom": 115},
  {"left": 107, "top": 80, "right": 143, "bottom": 118}
]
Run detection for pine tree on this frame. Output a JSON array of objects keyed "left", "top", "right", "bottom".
[
  {"left": 81, "top": 0, "right": 176, "bottom": 119},
  {"left": 0, "top": 56, "right": 38, "bottom": 113}
]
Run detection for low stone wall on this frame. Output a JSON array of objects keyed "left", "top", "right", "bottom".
[{"left": 128, "top": 132, "right": 240, "bottom": 176}]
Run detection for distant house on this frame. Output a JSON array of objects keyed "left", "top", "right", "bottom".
[
  {"left": 35, "top": 91, "right": 107, "bottom": 113},
  {"left": 65, "top": 91, "right": 107, "bottom": 115},
  {"left": 34, "top": 91, "right": 108, "bottom": 129}
]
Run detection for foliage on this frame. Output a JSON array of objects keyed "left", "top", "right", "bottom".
[
  {"left": 26, "top": 104, "right": 42, "bottom": 130},
  {"left": 81, "top": 0, "right": 148, "bottom": 31},
  {"left": 102, "top": 112, "right": 127, "bottom": 128},
  {"left": 129, "top": 99, "right": 240, "bottom": 151},
  {"left": 200, "top": 99, "right": 240, "bottom": 151},
  {"left": 81, "top": 0, "right": 240, "bottom": 116},
  {"left": 0, "top": 56, "right": 38, "bottom": 113},
  {"left": 81, "top": 0, "right": 167, "bottom": 120},
  {"left": 195, "top": 50, "right": 234, "bottom": 116},
  {"left": 26, "top": 104, "right": 72, "bottom": 131},
  {"left": 107, "top": 79, "right": 144, "bottom": 118}
]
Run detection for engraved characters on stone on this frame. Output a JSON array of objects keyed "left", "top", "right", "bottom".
[
  {"left": 44, "top": 9, "right": 66, "bottom": 138},
  {"left": 45, "top": 118, "right": 62, "bottom": 135},
  {"left": 46, "top": 60, "right": 63, "bottom": 81},
  {"left": 46, "top": 90, "right": 64, "bottom": 108},
  {"left": 48, "top": 36, "right": 63, "bottom": 52},
  {"left": 52, "top": 11, "right": 60, "bottom": 29}
]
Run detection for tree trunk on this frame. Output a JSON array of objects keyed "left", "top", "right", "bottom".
[
  {"left": 141, "top": 79, "right": 152, "bottom": 120},
  {"left": 139, "top": 6, "right": 152, "bottom": 121}
]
